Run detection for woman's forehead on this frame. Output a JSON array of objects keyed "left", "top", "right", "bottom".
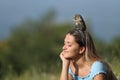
[{"left": 64, "top": 34, "right": 75, "bottom": 42}]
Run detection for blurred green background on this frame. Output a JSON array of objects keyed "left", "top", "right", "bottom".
[
  {"left": 0, "top": 0, "right": 120, "bottom": 80},
  {"left": 0, "top": 10, "right": 120, "bottom": 80}
]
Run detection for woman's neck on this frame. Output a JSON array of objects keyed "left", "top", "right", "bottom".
[{"left": 71, "top": 54, "right": 86, "bottom": 68}]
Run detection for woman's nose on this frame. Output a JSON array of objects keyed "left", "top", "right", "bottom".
[{"left": 62, "top": 45, "right": 67, "bottom": 50}]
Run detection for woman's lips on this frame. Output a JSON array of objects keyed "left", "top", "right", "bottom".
[{"left": 63, "top": 51, "right": 69, "bottom": 53}]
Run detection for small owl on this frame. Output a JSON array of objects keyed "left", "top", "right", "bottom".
[
  {"left": 73, "top": 14, "right": 83, "bottom": 26},
  {"left": 73, "top": 14, "right": 86, "bottom": 31}
]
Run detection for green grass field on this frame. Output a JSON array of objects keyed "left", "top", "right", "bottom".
[
  {"left": 4, "top": 68, "right": 60, "bottom": 80},
  {"left": 3, "top": 63, "right": 120, "bottom": 80}
]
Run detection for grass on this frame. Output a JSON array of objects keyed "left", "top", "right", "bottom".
[
  {"left": 3, "top": 67, "right": 60, "bottom": 80},
  {"left": 2, "top": 60, "right": 120, "bottom": 80},
  {"left": 4, "top": 73, "right": 59, "bottom": 80}
]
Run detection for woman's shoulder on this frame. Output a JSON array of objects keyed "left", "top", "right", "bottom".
[
  {"left": 90, "top": 61, "right": 107, "bottom": 77},
  {"left": 91, "top": 61, "right": 107, "bottom": 72}
]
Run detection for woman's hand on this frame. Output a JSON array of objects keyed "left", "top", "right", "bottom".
[{"left": 60, "top": 51, "right": 70, "bottom": 66}]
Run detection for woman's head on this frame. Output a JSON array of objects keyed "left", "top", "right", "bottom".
[
  {"left": 64, "top": 14, "right": 100, "bottom": 61},
  {"left": 62, "top": 33, "right": 81, "bottom": 59},
  {"left": 62, "top": 14, "right": 87, "bottom": 59}
]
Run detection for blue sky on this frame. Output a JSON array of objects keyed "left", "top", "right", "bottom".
[{"left": 0, "top": 0, "right": 120, "bottom": 41}]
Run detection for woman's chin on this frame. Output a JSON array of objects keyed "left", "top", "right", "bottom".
[{"left": 64, "top": 56, "right": 72, "bottom": 60}]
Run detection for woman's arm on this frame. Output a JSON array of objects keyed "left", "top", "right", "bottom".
[
  {"left": 60, "top": 62, "right": 69, "bottom": 80},
  {"left": 60, "top": 52, "right": 72, "bottom": 80}
]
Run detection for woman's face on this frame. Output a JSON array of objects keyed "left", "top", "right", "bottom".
[{"left": 62, "top": 33, "right": 80, "bottom": 59}]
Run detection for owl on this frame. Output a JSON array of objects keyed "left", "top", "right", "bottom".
[{"left": 73, "top": 14, "right": 86, "bottom": 31}]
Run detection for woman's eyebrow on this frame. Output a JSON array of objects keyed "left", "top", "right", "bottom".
[{"left": 64, "top": 41, "right": 73, "bottom": 44}]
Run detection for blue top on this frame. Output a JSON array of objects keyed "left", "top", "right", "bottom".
[{"left": 68, "top": 61, "right": 107, "bottom": 80}]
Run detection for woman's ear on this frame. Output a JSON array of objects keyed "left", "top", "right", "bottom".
[{"left": 79, "top": 46, "right": 85, "bottom": 54}]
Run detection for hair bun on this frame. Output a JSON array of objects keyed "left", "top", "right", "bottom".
[{"left": 73, "top": 14, "right": 86, "bottom": 31}]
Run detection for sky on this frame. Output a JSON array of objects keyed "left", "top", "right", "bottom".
[{"left": 0, "top": 0, "right": 120, "bottom": 42}]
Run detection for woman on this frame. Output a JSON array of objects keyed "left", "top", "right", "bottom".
[{"left": 60, "top": 14, "right": 117, "bottom": 80}]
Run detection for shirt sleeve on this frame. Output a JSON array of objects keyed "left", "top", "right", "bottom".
[{"left": 90, "top": 61, "right": 107, "bottom": 79}]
